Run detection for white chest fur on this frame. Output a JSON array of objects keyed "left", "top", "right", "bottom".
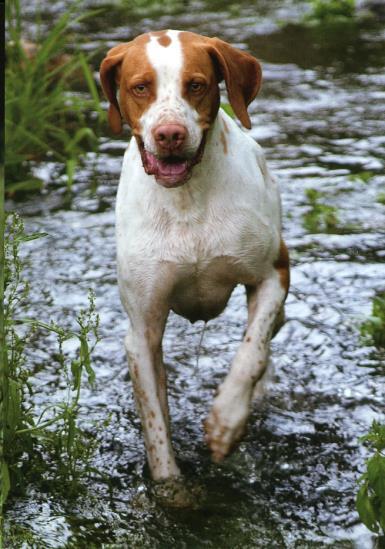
[{"left": 116, "top": 111, "right": 281, "bottom": 278}]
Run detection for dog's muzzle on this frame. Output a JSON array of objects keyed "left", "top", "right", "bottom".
[{"left": 137, "top": 133, "right": 207, "bottom": 188}]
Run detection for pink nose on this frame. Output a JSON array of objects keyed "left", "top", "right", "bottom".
[{"left": 153, "top": 124, "right": 187, "bottom": 153}]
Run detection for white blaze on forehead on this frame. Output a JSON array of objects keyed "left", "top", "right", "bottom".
[
  {"left": 140, "top": 30, "right": 202, "bottom": 155},
  {"left": 147, "top": 30, "right": 183, "bottom": 94}
]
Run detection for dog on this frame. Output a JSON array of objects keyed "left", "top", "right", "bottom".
[{"left": 100, "top": 29, "right": 289, "bottom": 482}]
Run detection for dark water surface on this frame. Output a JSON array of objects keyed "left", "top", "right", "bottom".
[{"left": 6, "top": 1, "right": 385, "bottom": 547}]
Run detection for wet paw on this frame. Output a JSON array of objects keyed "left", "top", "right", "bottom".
[
  {"left": 150, "top": 476, "right": 205, "bottom": 509},
  {"left": 204, "top": 405, "right": 248, "bottom": 463}
]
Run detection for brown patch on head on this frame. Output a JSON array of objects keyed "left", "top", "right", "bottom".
[
  {"left": 180, "top": 31, "right": 261, "bottom": 130},
  {"left": 158, "top": 35, "right": 171, "bottom": 47},
  {"left": 159, "top": 35, "right": 171, "bottom": 47},
  {"left": 220, "top": 130, "right": 227, "bottom": 154},
  {"left": 150, "top": 30, "right": 172, "bottom": 47},
  {"left": 99, "top": 33, "right": 157, "bottom": 134},
  {"left": 273, "top": 239, "right": 290, "bottom": 297}
]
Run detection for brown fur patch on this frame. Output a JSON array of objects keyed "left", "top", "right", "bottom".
[
  {"left": 273, "top": 239, "right": 290, "bottom": 296},
  {"left": 180, "top": 32, "right": 261, "bottom": 129},
  {"left": 158, "top": 34, "right": 171, "bottom": 47},
  {"left": 99, "top": 33, "right": 156, "bottom": 135},
  {"left": 151, "top": 30, "right": 172, "bottom": 47}
]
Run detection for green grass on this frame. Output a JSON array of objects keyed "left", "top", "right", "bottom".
[
  {"left": 303, "top": 188, "right": 340, "bottom": 233},
  {"left": 1, "top": 213, "right": 102, "bottom": 511},
  {"left": 5, "top": 0, "right": 104, "bottom": 194},
  {"left": 349, "top": 171, "right": 374, "bottom": 184},
  {"left": 356, "top": 421, "right": 385, "bottom": 538},
  {"left": 361, "top": 292, "right": 385, "bottom": 349},
  {"left": 304, "top": 0, "right": 356, "bottom": 24}
]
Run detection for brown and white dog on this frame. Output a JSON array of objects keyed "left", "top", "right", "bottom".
[{"left": 100, "top": 30, "right": 289, "bottom": 482}]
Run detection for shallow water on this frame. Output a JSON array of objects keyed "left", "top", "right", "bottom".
[{"left": 5, "top": 1, "right": 385, "bottom": 547}]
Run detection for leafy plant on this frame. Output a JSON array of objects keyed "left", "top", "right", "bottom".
[
  {"left": 361, "top": 292, "right": 385, "bottom": 349},
  {"left": 221, "top": 103, "right": 236, "bottom": 119},
  {"left": 303, "top": 188, "right": 339, "bottom": 233},
  {"left": 2, "top": 213, "right": 101, "bottom": 509},
  {"left": 5, "top": 0, "right": 104, "bottom": 194},
  {"left": 356, "top": 421, "right": 385, "bottom": 538},
  {"left": 304, "top": 0, "right": 356, "bottom": 24},
  {"left": 349, "top": 171, "right": 374, "bottom": 184},
  {"left": 377, "top": 193, "right": 385, "bottom": 205}
]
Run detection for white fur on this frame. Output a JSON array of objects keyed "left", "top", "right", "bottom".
[
  {"left": 140, "top": 30, "right": 203, "bottom": 156},
  {"left": 116, "top": 32, "right": 286, "bottom": 480}
]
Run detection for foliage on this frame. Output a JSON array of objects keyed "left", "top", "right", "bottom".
[
  {"left": 356, "top": 421, "right": 385, "bottom": 538},
  {"left": 221, "top": 103, "right": 236, "bottom": 119},
  {"left": 1, "top": 213, "right": 101, "bottom": 510},
  {"left": 349, "top": 171, "right": 374, "bottom": 184},
  {"left": 377, "top": 193, "right": 385, "bottom": 205},
  {"left": 5, "top": 0, "right": 104, "bottom": 194},
  {"left": 361, "top": 292, "right": 385, "bottom": 349},
  {"left": 303, "top": 188, "right": 339, "bottom": 233},
  {"left": 305, "top": 0, "right": 356, "bottom": 24}
]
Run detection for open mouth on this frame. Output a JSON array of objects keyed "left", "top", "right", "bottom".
[{"left": 136, "top": 134, "right": 207, "bottom": 188}]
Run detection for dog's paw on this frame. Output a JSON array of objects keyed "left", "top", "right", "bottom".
[
  {"left": 204, "top": 397, "right": 249, "bottom": 463},
  {"left": 150, "top": 476, "right": 205, "bottom": 509}
]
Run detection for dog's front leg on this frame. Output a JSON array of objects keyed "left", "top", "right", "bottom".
[
  {"left": 125, "top": 314, "right": 181, "bottom": 481},
  {"left": 205, "top": 269, "right": 288, "bottom": 462}
]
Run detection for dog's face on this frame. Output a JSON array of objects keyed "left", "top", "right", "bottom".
[{"left": 100, "top": 30, "right": 261, "bottom": 187}]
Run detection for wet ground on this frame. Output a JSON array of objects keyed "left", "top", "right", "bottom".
[{"left": 5, "top": 0, "right": 385, "bottom": 547}]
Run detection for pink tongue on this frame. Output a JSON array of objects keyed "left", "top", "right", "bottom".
[{"left": 145, "top": 151, "right": 188, "bottom": 178}]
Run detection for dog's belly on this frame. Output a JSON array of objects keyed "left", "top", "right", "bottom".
[{"left": 169, "top": 256, "right": 258, "bottom": 323}]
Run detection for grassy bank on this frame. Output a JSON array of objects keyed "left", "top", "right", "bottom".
[{"left": 5, "top": 0, "right": 104, "bottom": 194}]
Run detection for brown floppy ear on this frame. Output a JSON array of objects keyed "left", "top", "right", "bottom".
[
  {"left": 206, "top": 38, "right": 262, "bottom": 129},
  {"left": 99, "top": 43, "right": 131, "bottom": 134}
]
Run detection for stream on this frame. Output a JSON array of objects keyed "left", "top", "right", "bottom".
[{"left": 5, "top": 0, "right": 385, "bottom": 547}]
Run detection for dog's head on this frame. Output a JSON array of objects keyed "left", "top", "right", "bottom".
[{"left": 100, "top": 30, "right": 261, "bottom": 187}]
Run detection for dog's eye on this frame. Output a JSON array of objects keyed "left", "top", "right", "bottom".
[
  {"left": 189, "top": 81, "right": 205, "bottom": 94},
  {"left": 133, "top": 84, "right": 148, "bottom": 96}
]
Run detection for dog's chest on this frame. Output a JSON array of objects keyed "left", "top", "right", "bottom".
[{"left": 119, "top": 192, "right": 273, "bottom": 268}]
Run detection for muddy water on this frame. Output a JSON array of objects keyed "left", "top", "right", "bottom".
[{"left": 6, "top": 1, "right": 385, "bottom": 547}]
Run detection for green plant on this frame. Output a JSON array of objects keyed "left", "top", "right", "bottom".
[
  {"left": 349, "top": 171, "right": 374, "bottom": 184},
  {"left": 361, "top": 292, "right": 385, "bottom": 349},
  {"left": 377, "top": 193, "right": 385, "bottom": 205},
  {"left": 5, "top": 0, "right": 104, "bottom": 194},
  {"left": 2, "top": 213, "right": 101, "bottom": 509},
  {"left": 221, "top": 103, "right": 235, "bottom": 119},
  {"left": 356, "top": 421, "right": 385, "bottom": 538},
  {"left": 304, "top": 0, "right": 356, "bottom": 24},
  {"left": 303, "top": 188, "right": 339, "bottom": 233}
]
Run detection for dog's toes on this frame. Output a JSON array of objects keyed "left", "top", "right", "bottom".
[{"left": 204, "top": 410, "right": 246, "bottom": 463}]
